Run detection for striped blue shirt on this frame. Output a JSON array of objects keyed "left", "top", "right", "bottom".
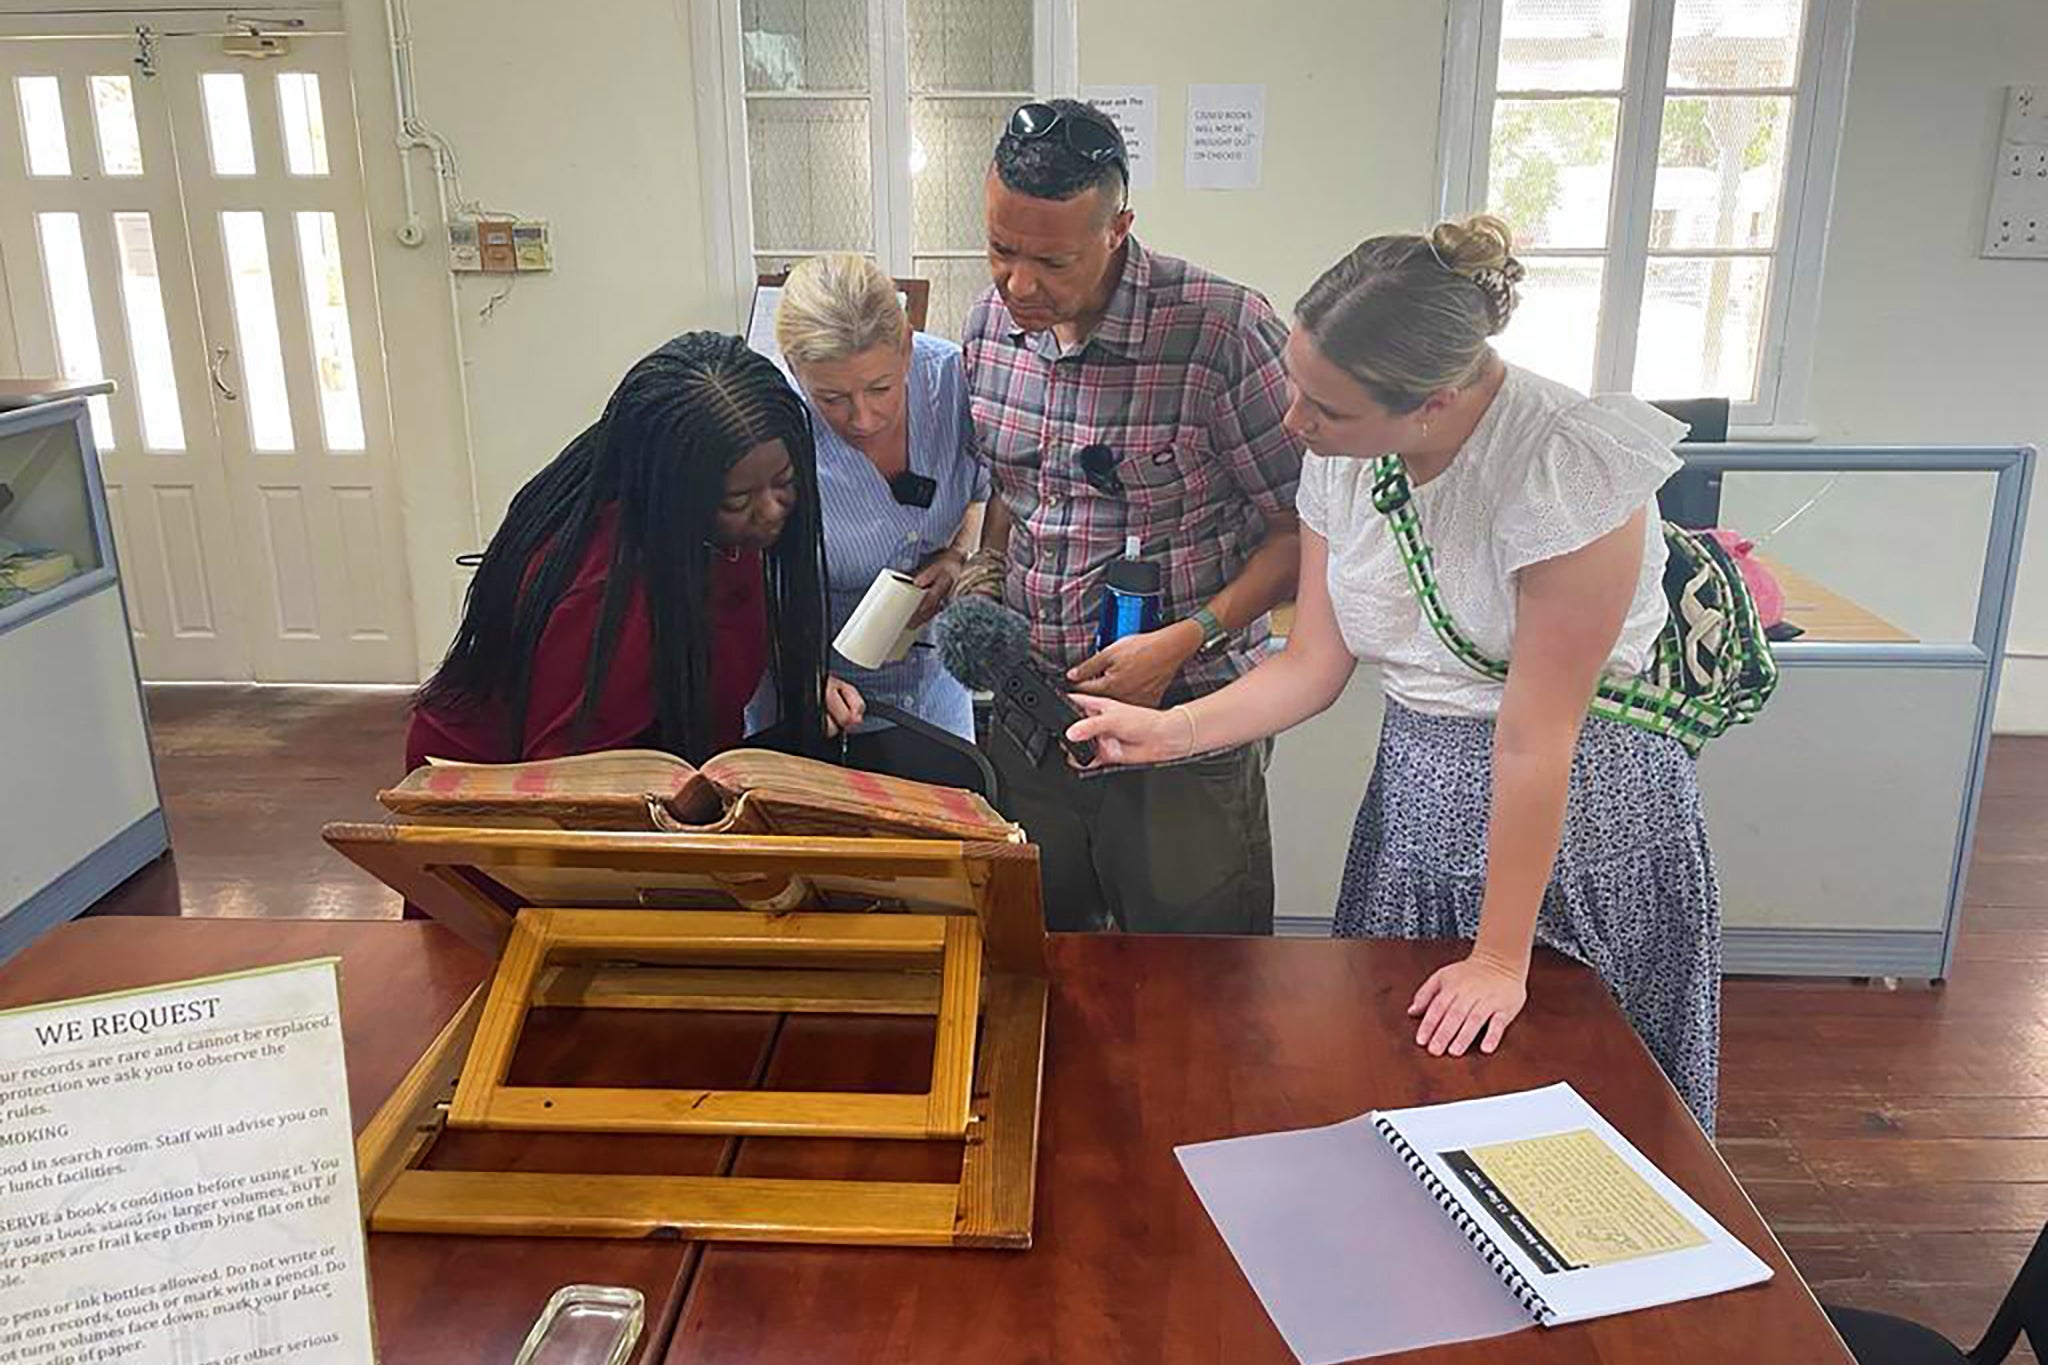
[{"left": 812, "top": 332, "right": 988, "bottom": 740}]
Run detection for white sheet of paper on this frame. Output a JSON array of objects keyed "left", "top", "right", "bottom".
[
  {"left": 1080, "top": 85, "right": 1158, "bottom": 191},
  {"left": 746, "top": 284, "right": 786, "bottom": 368},
  {"left": 0, "top": 961, "right": 375, "bottom": 1365},
  {"left": 1177, "top": 1114, "right": 1534, "bottom": 1364},
  {"left": 1185, "top": 84, "right": 1266, "bottom": 190},
  {"left": 1379, "top": 1084, "right": 1772, "bottom": 1325}
]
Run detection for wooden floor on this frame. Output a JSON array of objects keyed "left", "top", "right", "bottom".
[{"left": 91, "top": 684, "right": 2046, "bottom": 1360}]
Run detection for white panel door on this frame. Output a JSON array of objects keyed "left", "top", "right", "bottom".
[
  {"left": 0, "top": 38, "right": 251, "bottom": 679},
  {"left": 0, "top": 27, "right": 415, "bottom": 683},
  {"left": 161, "top": 32, "right": 415, "bottom": 682}
]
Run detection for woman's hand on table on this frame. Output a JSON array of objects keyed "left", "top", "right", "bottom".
[
  {"left": 823, "top": 677, "right": 866, "bottom": 736},
  {"left": 1408, "top": 950, "right": 1529, "bottom": 1057}
]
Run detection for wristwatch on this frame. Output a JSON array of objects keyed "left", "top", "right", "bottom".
[{"left": 1188, "top": 605, "right": 1230, "bottom": 657}]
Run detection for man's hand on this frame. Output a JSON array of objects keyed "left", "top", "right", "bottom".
[
  {"left": 1067, "top": 621, "right": 1203, "bottom": 708},
  {"left": 909, "top": 546, "right": 967, "bottom": 628}
]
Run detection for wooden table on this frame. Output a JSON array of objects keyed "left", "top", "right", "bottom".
[
  {"left": 1759, "top": 557, "right": 1914, "bottom": 644},
  {"left": 0, "top": 920, "right": 1850, "bottom": 1365}
]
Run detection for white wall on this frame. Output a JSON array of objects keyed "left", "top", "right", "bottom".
[
  {"left": 1076, "top": 0, "right": 1446, "bottom": 325},
  {"left": 341, "top": 0, "right": 726, "bottom": 673},
  {"left": 1799, "top": 0, "right": 2048, "bottom": 728}
]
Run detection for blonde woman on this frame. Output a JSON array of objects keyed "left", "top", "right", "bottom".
[
  {"left": 774, "top": 253, "right": 988, "bottom": 775},
  {"left": 1069, "top": 217, "right": 1722, "bottom": 1132}
]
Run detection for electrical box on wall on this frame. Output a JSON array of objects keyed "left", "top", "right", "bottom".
[
  {"left": 447, "top": 217, "right": 554, "bottom": 274},
  {"left": 1983, "top": 85, "right": 2048, "bottom": 260}
]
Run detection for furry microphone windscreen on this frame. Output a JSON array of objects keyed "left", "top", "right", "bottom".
[{"left": 934, "top": 594, "right": 1033, "bottom": 693}]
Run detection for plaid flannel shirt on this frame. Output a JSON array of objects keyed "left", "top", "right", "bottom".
[{"left": 962, "top": 238, "right": 1306, "bottom": 699}]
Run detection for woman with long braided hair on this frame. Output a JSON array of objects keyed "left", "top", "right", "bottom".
[{"left": 407, "top": 332, "right": 863, "bottom": 769}]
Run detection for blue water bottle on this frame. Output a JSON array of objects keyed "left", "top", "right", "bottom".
[{"left": 1097, "top": 535, "right": 1162, "bottom": 649}]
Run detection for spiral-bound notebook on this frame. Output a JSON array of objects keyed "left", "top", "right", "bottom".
[{"left": 1176, "top": 1083, "right": 1771, "bottom": 1364}]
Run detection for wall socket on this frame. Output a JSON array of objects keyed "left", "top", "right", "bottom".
[
  {"left": 447, "top": 217, "right": 554, "bottom": 274},
  {"left": 1984, "top": 84, "right": 2048, "bottom": 260}
]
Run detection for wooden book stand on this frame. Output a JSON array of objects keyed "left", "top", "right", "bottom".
[{"left": 325, "top": 822, "right": 1047, "bottom": 1248}]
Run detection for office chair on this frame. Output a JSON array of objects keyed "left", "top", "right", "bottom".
[
  {"left": 1824, "top": 1219, "right": 2048, "bottom": 1364},
  {"left": 1650, "top": 396, "right": 1730, "bottom": 530}
]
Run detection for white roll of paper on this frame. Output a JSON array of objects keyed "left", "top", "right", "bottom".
[{"left": 834, "top": 569, "right": 925, "bottom": 669}]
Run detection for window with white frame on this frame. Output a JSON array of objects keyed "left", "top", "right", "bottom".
[
  {"left": 700, "top": 0, "right": 1075, "bottom": 342},
  {"left": 1438, "top": 0, "right": 1854, "bottom": 427}
]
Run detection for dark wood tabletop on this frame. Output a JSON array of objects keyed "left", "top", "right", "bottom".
[
  {"left": 666, "top": 934, "right": 1854, "bottom": 1365},
  {"left": 0, "top": 920, "right": 1850, "bottom": 1365}
]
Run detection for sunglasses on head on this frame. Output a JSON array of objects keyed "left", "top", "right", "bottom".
[
  {"left": 1007, "top": 102, "right": 1128, "bottom": 176},
  {"left": 889, "top": 469, "right": 937, "bottom": 509}
]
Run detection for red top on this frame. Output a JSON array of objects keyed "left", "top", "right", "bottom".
[{"left": 406, "top": 506, "right": 769, "bottom": 769}]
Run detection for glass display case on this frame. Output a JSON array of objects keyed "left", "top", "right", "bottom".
[
  {"left": 1267, "top": 443, "right": 2035, "bottom": 980},
  {"left": 0, "top": 395, "right": 165, "bottom": 959},
  {"left": 0, "top": 397, "right": 115, "bottom": 625},
  {"left": 1676, "top": 444, "right": 2033, "bottom": 978}
]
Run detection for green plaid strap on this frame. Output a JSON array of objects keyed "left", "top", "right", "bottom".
[{"left": 1369, "top": 455, "right": 1751, "bottom": 756}]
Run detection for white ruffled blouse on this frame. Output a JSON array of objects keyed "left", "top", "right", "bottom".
[{"left": 1295, "top": 364, "right": 1686, "bottom": 720}]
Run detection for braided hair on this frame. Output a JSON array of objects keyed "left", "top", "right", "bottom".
[{"left": 417, "top": 332, "right": 828, "bottom": 763}]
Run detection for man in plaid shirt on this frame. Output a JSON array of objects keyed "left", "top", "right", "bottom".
[{"left": 963, "top": 99, "right": 1305, "bottom": 935}]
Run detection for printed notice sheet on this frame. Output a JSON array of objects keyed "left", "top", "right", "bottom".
[
  {"left": 1446, "top": 1129, "right": 1709, "bottom": 1272},
  {"left": 1080, "top": 85, "right": 1159, "bottom": 190},
  {"left": 0, "top": 961, "right": 374, "bottom": 1365},
  {"left": 1185, "top": 84, "right": 1266, "bottom": 190}
]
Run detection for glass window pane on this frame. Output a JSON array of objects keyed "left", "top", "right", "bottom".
[
  {"left": 910, "top": 256, "right": 994, "bottom": 343},
  {"left": 90, "top": 75, "right": 143, "bottom": 176},
  {"left": 1715, "top": 469, "right": 1995, "bottom": 646},
  {"left": 741, "top": 0, "right": 868, "bottom": 92},
  {"left": 112, "top": 213, "right": 185, "bottom": 451},
  {"left": 746, "top": 99, "right": 873, "bottom": 251},
  {"left": 1486, "top": 97, "right": 1618, "bottom": 249},
  {"left": 220, "top": 212, "right": 295, "bottom": 451},
  {"left": 911, "top": 98, "right": 1010, "bottom": 252},
  {"left": 1633, "top": 256, "right": 1772, "bottom": 402},
  {"left": 276, "top": 73, "right": 330, "bottom": 176},
  {"left": 17, "top": 76, "right": 73, "bottom": 176},
  {"left": 908, "top": 0, "right": 1033, "bottom": 94},
  {"left": 1492, "top": 257, "right": 1604, "bottom": 393},
  {"left": 1653, "top": 95, "right": 1792, "bottom": 249},
  {"left": 201, "top": 73, "right": 256, "bottom": 175},
  {"left": 1497, "top": 0, "right": 1633, "bottom": 91},
  {"left": 293, "top": 212, "right": 365, "bottom": 452},
  {"left": 1670, "top": 0, "right": 1806, "bottom": 89},
  {"left": 34, "top": 212, "right": 112, "bottom": 445}
]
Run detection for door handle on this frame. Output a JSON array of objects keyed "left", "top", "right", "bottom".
[{"left": 210, "top": 345, "right": 239, "bottom": 401}]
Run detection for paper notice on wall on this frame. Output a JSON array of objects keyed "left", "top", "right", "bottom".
[
  {"left": 1080, "top": 85, "right": 1159, "bottom": 191},
  {"left": 747, "top": 284, "right": 786, "bottom": 369},
  {"left": 0, "top": 961, "right": 375, "bottom": 1365},
  {"left": 1185, "top": 84, "right": 1266, "bottom": 191}
]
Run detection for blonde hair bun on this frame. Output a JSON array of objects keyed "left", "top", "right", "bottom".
[{"left": 1429, "top": 213, "right": 1524, "bottom": 336}]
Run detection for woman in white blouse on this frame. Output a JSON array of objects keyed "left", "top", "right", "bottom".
[{"left": 1070, "top": 216, "right": 1722, "bottom": 1131}]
